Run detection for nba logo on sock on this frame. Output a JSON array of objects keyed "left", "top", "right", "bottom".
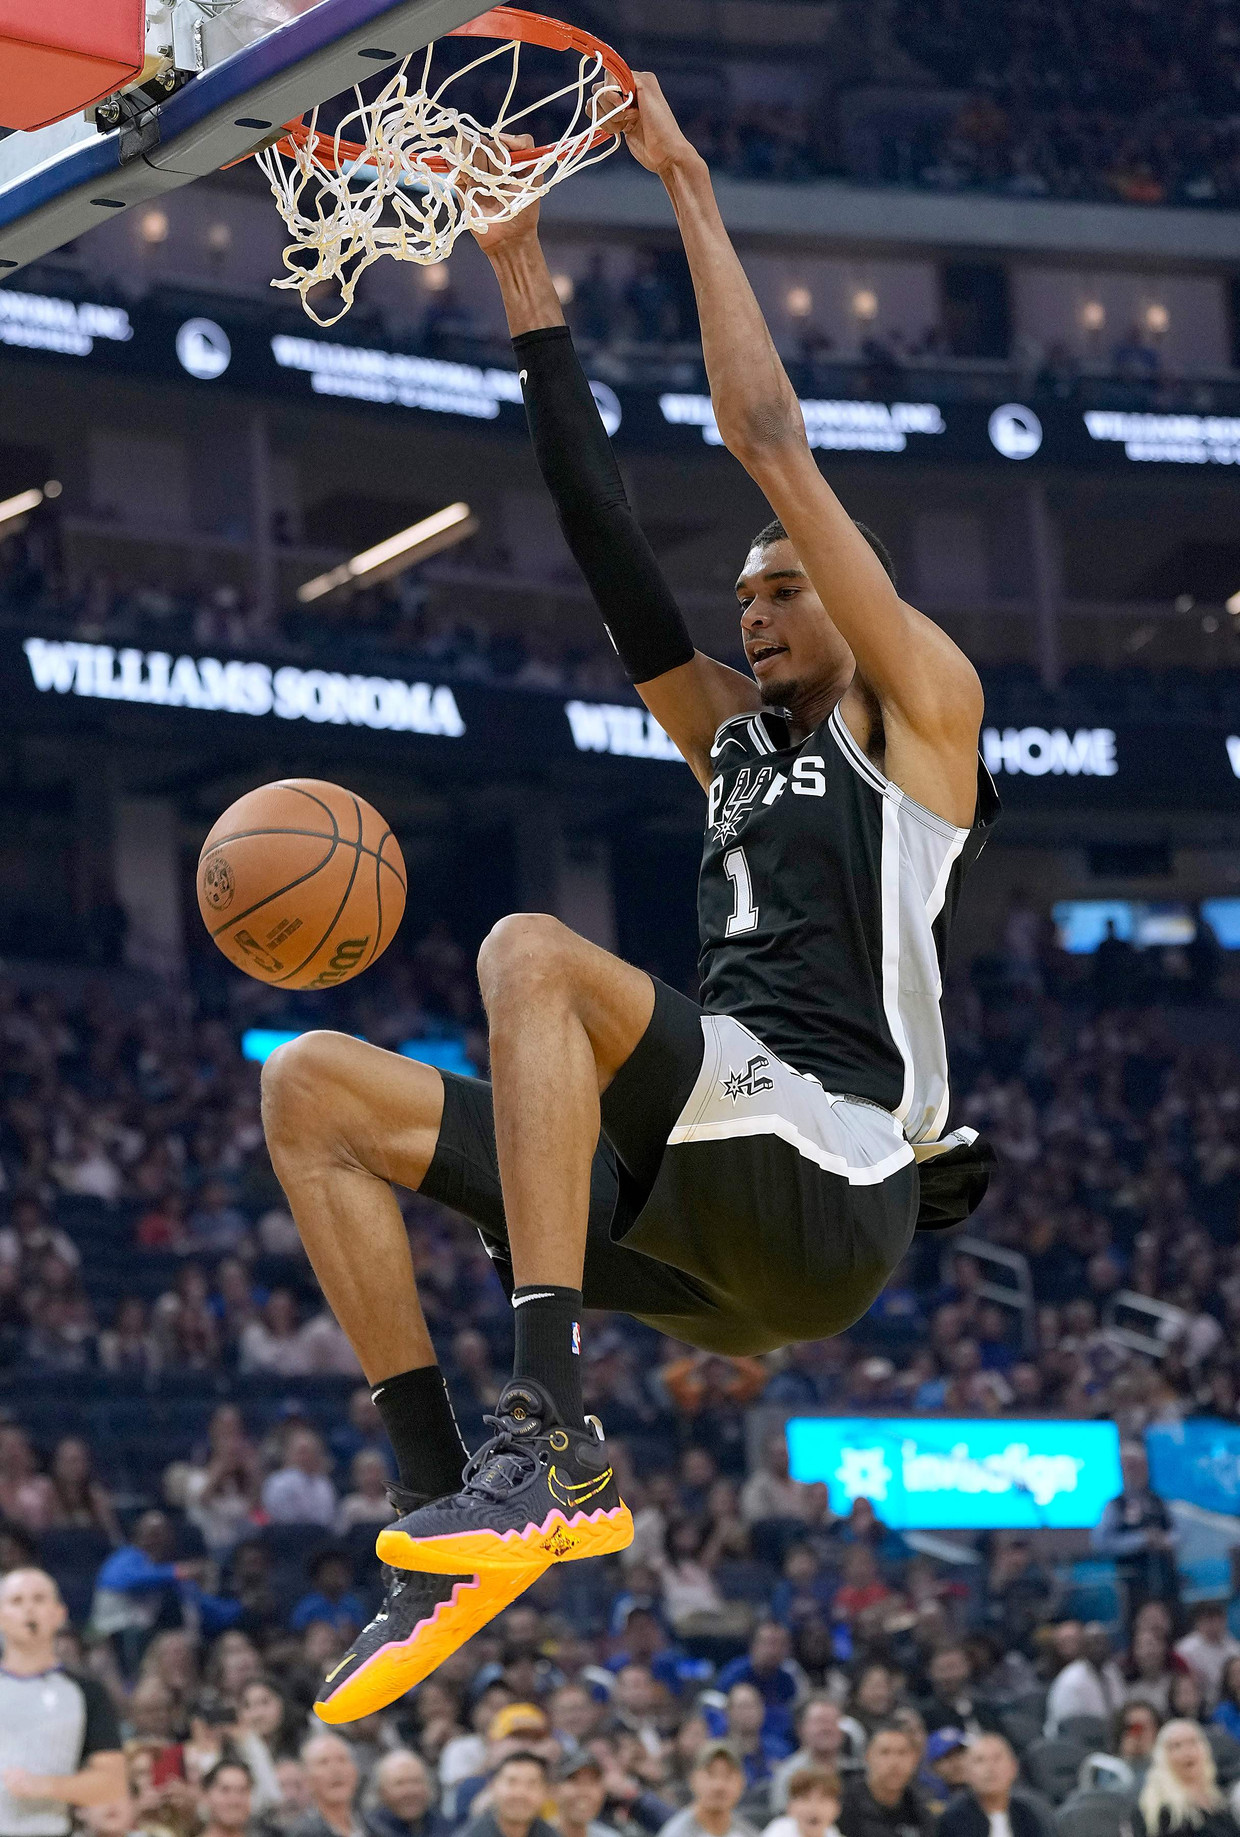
[{"left": 571, "top": 1321, "right": 581, "bottom": 1356}]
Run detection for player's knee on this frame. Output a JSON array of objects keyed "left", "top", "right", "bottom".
[
  {"left": 477, "top": 912, "right": 574, "bottom": 1013},
  {"left": 260, "top": 1029, "right": 354, "bottom": 1146}
]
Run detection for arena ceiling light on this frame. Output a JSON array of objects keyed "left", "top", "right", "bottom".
[
  {"left": 0, "top": 485, "right": 49, "bottom": 532},
  {"left": 298, "top": 501, "right": 477, "bottom": 604}
]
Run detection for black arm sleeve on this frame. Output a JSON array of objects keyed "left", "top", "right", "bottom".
[{"left": 513, "top": 325, "right": 696, "bottom": 685}]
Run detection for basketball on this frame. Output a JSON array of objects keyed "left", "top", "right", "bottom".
[{"left": 197, "top": 779, "right": 406, "bottom": 990}]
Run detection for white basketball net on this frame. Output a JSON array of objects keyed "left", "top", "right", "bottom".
[{"left": 256, "top": 35, "right": 632, "bottom": 325}]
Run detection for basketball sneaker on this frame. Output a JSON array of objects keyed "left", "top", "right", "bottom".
[
  {"left": 314, "top": 1488, "right": 548, "bottom": 1724},
  {"left": 376, "top": 1379, "right": 633, "bottom": 1576}
]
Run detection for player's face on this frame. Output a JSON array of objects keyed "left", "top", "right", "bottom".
[{"left": 736, "top": 538, "right": 854, "bottom": 706}]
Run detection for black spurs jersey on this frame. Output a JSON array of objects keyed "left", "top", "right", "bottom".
[{"left": 699, "top": 703, "right": 998, "bottom": 1143}]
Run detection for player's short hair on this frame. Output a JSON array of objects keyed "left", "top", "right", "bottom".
[
  {"left": 750, "top": 515, "right": 897, "bottom": 587},
  {"left": 785, "top": 1767, "right": 843, "bottom": 1803}
]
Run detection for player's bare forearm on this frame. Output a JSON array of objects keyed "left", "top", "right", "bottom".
[
  {"left": 478, "top": 219, "right": 565, "bottom": 338},
  {"left": 622, "top": 76, "right": 981, "bottom": 754}
]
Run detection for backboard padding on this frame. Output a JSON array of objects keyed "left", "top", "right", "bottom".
[{"left": 0, "top": 0, "right": 486, "bottom": 275}]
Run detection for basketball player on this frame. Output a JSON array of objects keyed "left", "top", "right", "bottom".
[{"left": 260, "top": 73, "right": 996, "bottom": 1721}]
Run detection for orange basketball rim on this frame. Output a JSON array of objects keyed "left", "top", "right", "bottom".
[{"left": 266, "top": 8, "right": 635, "bottom": 172}]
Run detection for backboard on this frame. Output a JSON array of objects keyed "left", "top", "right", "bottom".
[{"left": 0, "top": 0, "right": 487, "bottom": 277}]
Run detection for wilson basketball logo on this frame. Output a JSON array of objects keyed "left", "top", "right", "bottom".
[{"left": 306, "top": 936, "right": 370, "bottom": 989}]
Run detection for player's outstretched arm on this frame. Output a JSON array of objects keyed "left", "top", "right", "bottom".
[
  {"left": 472, "top": 177, "right": 758, "bottom": 788},
  {"left": 620, "top": 77, "right": 983, "bottom": 823}
]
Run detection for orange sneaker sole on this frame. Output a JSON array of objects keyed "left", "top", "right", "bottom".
[
  {"left": 377, "top": 1502, "right": 634, "bottom": 1575},
  {"left": 313, "top": 1559, "right": 549, "bottom": 1725}
]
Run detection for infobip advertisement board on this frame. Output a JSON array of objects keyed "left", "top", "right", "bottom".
[{"left": 785, "top": 1417, "right": 1123, "bottom": 1530}]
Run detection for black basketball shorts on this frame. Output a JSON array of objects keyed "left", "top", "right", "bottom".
[{"left": 420, "top": 978, "right": 918, "bottom": 1356}]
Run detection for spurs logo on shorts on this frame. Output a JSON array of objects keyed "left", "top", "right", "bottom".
[{"left": 721, "top": 1054, "right": 775, "bottom": 1102}]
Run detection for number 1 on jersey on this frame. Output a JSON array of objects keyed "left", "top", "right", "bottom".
[{"left": 723, "top": 847, "right": 759, "bottom": 936}]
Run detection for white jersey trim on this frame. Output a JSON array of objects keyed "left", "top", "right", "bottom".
[
  {"left": 667, "top": 1113, "right": 915, "bottom": 1186},
  {"left": 827, "top": 705, "right": 970, "bottom": 840},
  {"left": 880, "top": 788, "right": 916, "bottom": 1125}
]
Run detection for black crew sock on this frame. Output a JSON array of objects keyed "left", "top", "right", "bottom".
[
  {"left": 512, "top": 1284, "right": 584, "bottom": 1429},
  {"left": 371, "top": 1364, "right": 469, "bottom": 1499}
]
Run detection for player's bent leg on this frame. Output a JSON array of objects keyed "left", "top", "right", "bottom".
[
  {"left": 475, "top": 912, "right": 656, "bottom": 1290},
  {"left": 380, "top": 915, "right": 648, "bottom": 1577},
  {"left": 262, "top": 1033, "right": 550, "bottom": 1723},
  {"left": 260, "top": 1029, "right": 444, "bottom": 1384}
]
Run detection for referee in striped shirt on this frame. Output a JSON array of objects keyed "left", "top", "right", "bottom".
[{"left": 0, "top": 1569, "right": 124, "bottom": 1837}]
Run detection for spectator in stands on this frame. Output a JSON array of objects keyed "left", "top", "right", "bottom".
[
  {"left": 920, "top": 1730, "right": 968, "bottom": 1815},
  {"left": 721, "top": 1682, "right": 791, "bottom": 1805},
  {"left": 186, "top": 1181, "right": 250, "bottom": 1256},
  {"left": 98, "top": 1297, "right": 160, "bottom": 1376},
  {"left": 289, "top": 1549, "right": 365, "bottom": 1637},
  {"left": 45, "top": 1436, "right": 121, "bottom": 1543},
  {"left": 294, "top": 1733, "right": 363, "bottom": 1837},
  {"left": 237, "top": 1678, "right": 301, "bottom": 1766},
  {"left": 337, "top": 1450, "right": 397, "bottom": 1532},
  {"left": 0, "top": 1196, "right": 79, "bottom": 1277},
  {"left": 364, "top": 1751, "right": 449, "bottom": 1837},
  {"left": 123, "top": 1674, "right": 178, "bottom": 1744},
  {"left": 137, "top": 1626, "right": 200, "bottom": 1722},
  {"left": 553, "top": 1752, "right": 620, "bottom": 1837},
  {"left": 1176, "top": 1603, "right": 1240, "bottom": 1703},
  {"left": 739, "top": 1435, "right": 812, "bottom": 1529},
  {"left": 772, "top": 1702, "right": 849, "bottom": 1810},
  {"left": 329, "top": 1388, "right": 394, "bottom": 1479},
  {"left": 919, "top": 1646, "right": 1000, "bottom": 1737},
  {"left": 183, "top": 1405, "right": 262, "bottom": 1556},
  {"left": 982, "top": 1537, "right": 1057, "bottom": 1655},
  {"left": 838, "top": 1727, "right": 933, "bottom": 1837},
  {"left": 0, "top": 1423, "right": 55, "bottom": 1529},
  {"left": 766, "top": 1768, "right": 842, "bottom": 1837},
  {"left": 846, "top": 1669, "right": 899, "bottom": 1742},
  {"left": 135, "top": 1191, "right": 191, "bottom": 1253},
  {"left": 1135, "top": 1720, "right": 1240, "bottom": 1837},
  {"left": 833, "top": 1551, "right": 892, "bottom": 1629},
  {"left": 1118, "top": 1703, "right": 1161, "bottom": 1786},
  {"left": 92, "top": 1510, "right": 238, "bottom": 1668},
  {"left": 261, "top": 1430, "right": 337, "bottom": 1528},
  {"left": 1093, "top": 1445, "right": 1179, "bottom": 1619},
  {"left": 1046, "top": 1622, "right": 1127, "bottom": 1733},
  {"left": 199, "top": 1760, "right": 256, "bottom": 1837},
  {"left": 1124, "top": 1622, "right": 1180, "bottom": 1716},
  {"left": 936, "top": 1734, "right": 1038, "bottom": 1837},
  {"left": 153, "top": 1265, "right": 220, "bottom": 1371},
  {"left": 240, "top": 1291, "right": 310, "bottom": 1377},
  {"left": 1167, "top": 1673, "right": 1208, "bottom": 1726},
  {"left": 719, "top": 1623, "right": 804, "bottom": 1717},
  {"left": 658, "top": 1743, "right": 756, "bottom": 1837},
  {"left": 464, "top": 1752, "right": 559, "bottom": 1837}
]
